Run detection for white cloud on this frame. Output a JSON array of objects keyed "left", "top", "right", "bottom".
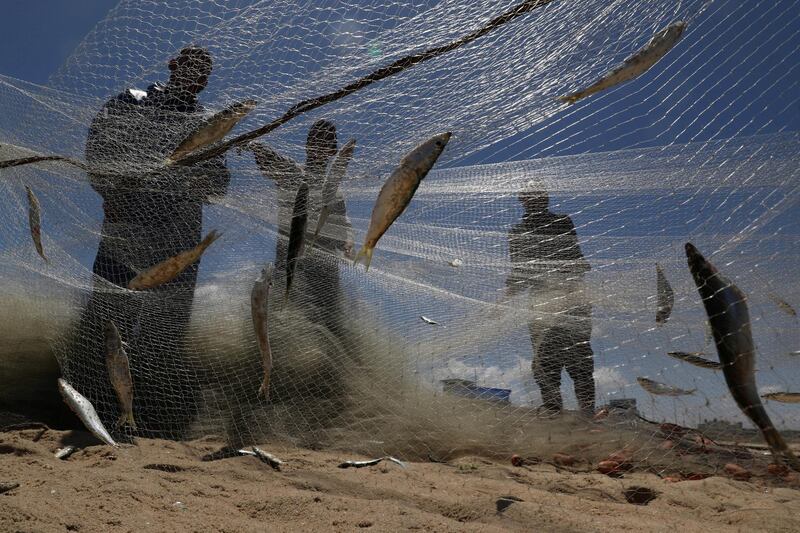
[
  {"left": 593, "top": 366, "right": 626, "bottom": 397},
  {"left": 759, "top": 384, "right": 785, "bottom": 396}
]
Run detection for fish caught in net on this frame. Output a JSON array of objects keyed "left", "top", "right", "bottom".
[{"left": 0, "top": 0, "right": 798, "bottom": 483}]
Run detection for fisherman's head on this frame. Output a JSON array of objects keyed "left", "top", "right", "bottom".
[
  {"left": 518, "top": 187, "right": 549, "bottom": 213},
  {"left": 167, "top": 47, "right": 213, "bottom": 96},
  {"left": 306, "top": 119, "right": 338, "bottom": 167}
]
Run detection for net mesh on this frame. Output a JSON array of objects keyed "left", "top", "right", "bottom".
[{"left": 1, "top": 0, "right": 799, "bottom": 477}]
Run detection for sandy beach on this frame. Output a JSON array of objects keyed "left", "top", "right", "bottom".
[{"left": 2, "top": 424, "right": 800, "bottom": 533}]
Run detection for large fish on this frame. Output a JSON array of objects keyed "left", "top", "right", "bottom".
[
  {"left": 559, "top": 21, "right": 686, "bottom": 104},
  {"left": 309, "top": 139, "right": 356, "bottom": 250},
  {"left": 57, "top": 378, "right": 118, "bottom": 447},
  {"left": 636, "top": 376, "right": 695, "bottom": 396},
  {"left": 666, "top": 351, "right": 722, "bottom": 371},
  {"left": 762, "top": 392, "right": 800, "bottom": 404},
  {"left": 686, "top": 242, "right": 800, "bottom": 470},
  {"left": 251, "top": 263, "right": 274, "bottom": 398},
  {"left": 25, "top": 185, "right": 47, "bottom": 262},
  {"left": 354, "top": 132, "right": 451, "bottom": 271},
  {"left": 128, "top": 230, "right": 220, "bottom": 290},
  {"left": 167, "top": 99, "right": 257, "bottom": 163},
  {"left": 104, "top": 320, "right": 136, "bottom": 429},
  {"left": 285, "top": 183, "right": 309, "bottom": 299},
  {"left": 656, "top": 263, "right": 674, "bottom": 325}
]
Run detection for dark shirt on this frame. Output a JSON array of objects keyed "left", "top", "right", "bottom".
[
  {"left": 85, "top": 83, "right": 230, "bottom": 287},
  {"left": 506, "top": 210, "right": 590, "bottom": 295}
]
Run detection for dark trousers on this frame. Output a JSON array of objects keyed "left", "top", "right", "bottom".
[
  {"left": 530, "top": 322, "right": 595, "bottom": 416},
  {"left": 64, "top": 253, "right": 200, "bottom": 440}
]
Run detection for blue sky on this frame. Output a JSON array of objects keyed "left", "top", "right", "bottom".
[{"left": 0, "top": 1, "right": 119, "bottom": 84}]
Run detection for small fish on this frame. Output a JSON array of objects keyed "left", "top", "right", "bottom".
[
  {"left": 686, "top": 242, "right": 800, "bottom": 470},
  {"left": 54, "top": 446, "right": 77, "bottom": 460},
  {"left": 338, "top": 456, "right": 406, "bottom": 469},
  {"left": 762, "top": 392, "right": 800, "bottom": 404},
  {"left": 248, "top": 447, "right": 283, "bottom": 470},
  {"left": 128, "top": 230, "right": 220, "bottom": 290},
  {"left": 285, "top": 183, "right": 309, "bottom": 300},
  {"left": 789, "top": 350, "right": 800, "bottom": 357},
  {"left": 637, "top": 376, "right": 695, "bottom": 396},
  {"left": 768, "top": 293, "right": 797, "bottom": 318},
  {"left": 309, "top": 139, "right": 356, "bottom": 250},
  {"left": 25, "top": 185, "right": 47, "bottom": 262},
  {"left": 251, "top": 263, "right": 274, "bottom": 398},
  {"left": 0, "top": 482, "right": 19, "bottom": 495},
  {"left": 354, "top": 132, "right": 451, "bottom": 271},
  {"left": 656, "top": 263, "right": 674, "bottom": 325},
  {"left": 104, "top": 320, "right": 136, "bottom": 429},
  {"left": 167, "top": 99, "right": 257, "bottom": 163},
  {"left": 420, "top": 315, "right": 440, "bottom": 326},
  {"left": 57, "top": 378, "right": 118, "bottom": 447},
  {"left": 448, "top": 258, "right": 463, "bottom": 267},
  {"left": 560, "top": 21, "right": 686, "bottom": 104},
  {"left": 666, "top": 351, "right": 722, "bottom": 370}
]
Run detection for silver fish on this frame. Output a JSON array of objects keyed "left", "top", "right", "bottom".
[
  {"left": 762, "top": 392, "right": 800, "bottom": 404},
  {"left": 57, "top": 378, "right": 118, "bottom": 447},
  {"left": 167, "top": 99, "right": 257, "bottom": 163},
  {"left": 560, "top": 21, "right": 686, "bottom": 104},
  {"left": 249, "top": 447, "right": 283, "bottom": 470},
  {"left": 338, "top": 456, "right": 406, "bottom": 469},
  {"left": 309, "top": 139, "right": 356, "bottom": 250},
  {"left": 656, "top": 263, "right": 674, "bottom": 325},
  {"left": 768, "top": 293, "right": 797, "bottom": 318},
  {"left": 251, "top": 263, "right": 274, "bottom": 398},
  {"left": 285, "top": 183, "right": 309, "bottom": 300},
  {"left": 25, "top": 185, "right": 47, "bottom": 262},
  {"left": 666, "top": 351, "right": 722, "bottom": 370},
  {"left": 637, "top": 376, "right": 695, "bottom": 396},
  {"left": 420, "top": 315, "right": 440, "bottom": 326},
  {"left": 354, "top": 132, "right": 451, "bottom": 271},
  {"left": 54, "top": 446, "right": 77, "bottom": 460},
  {"left": 104, "top": 320, "right": 136, "bottom": 429},
  {"left": 686, "top": 242, "right": 800, "bottom": 470},
  {"left": 129, "top": 230, "right": 220, "bottom": 290}
]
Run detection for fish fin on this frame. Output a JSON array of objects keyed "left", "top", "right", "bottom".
[{"left": 353, "top": 246, "right": 373, "bottom": 272}]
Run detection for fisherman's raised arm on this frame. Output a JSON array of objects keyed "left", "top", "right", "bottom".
[{"left": 250, "top": 142, "right": 304, "bottom": 190}]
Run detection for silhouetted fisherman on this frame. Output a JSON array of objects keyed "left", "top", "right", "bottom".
[
  {"left": 504, "top": 189, "right": 595, "bottom": 416},
  {"left": 252, "top": 120, "right": 354, "bottom": 336},
  {"left": 68, "top": 47, "right": 230, "bottom": 439}
]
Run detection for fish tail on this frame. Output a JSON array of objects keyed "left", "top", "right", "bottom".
[
  {"left": 760, "top": 425, "right": 795, "bottom": 465},
  {"left": 117, "top": 412, "right": 135, "bottom": 430},
  {"left": 258, "top": 380, "right": 269, "bottom": 399},
  {"left": 353, "top": 246, "right": 373, "bottom": 272},
  {"left": 126, "top": 412, "right": 137, "bottom": 431}
]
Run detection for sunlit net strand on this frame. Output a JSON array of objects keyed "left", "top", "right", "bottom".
[{"left": 0, "top": 0, "right": 797, "bottom": 468}]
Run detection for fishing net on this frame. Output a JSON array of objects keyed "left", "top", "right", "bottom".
[{"left": 1, "top": 0, "right": 799, "bottom": 479}]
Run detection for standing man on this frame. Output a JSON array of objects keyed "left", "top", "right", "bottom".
[
  {"left": 250, "top": 120, "right": 354, "bottom": 335},
  {"left": 504, "top": 188, "right": 595, "bottom": 416},
  {"left": 69, "top": 47, "right": 231, "bottom": 439}
]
